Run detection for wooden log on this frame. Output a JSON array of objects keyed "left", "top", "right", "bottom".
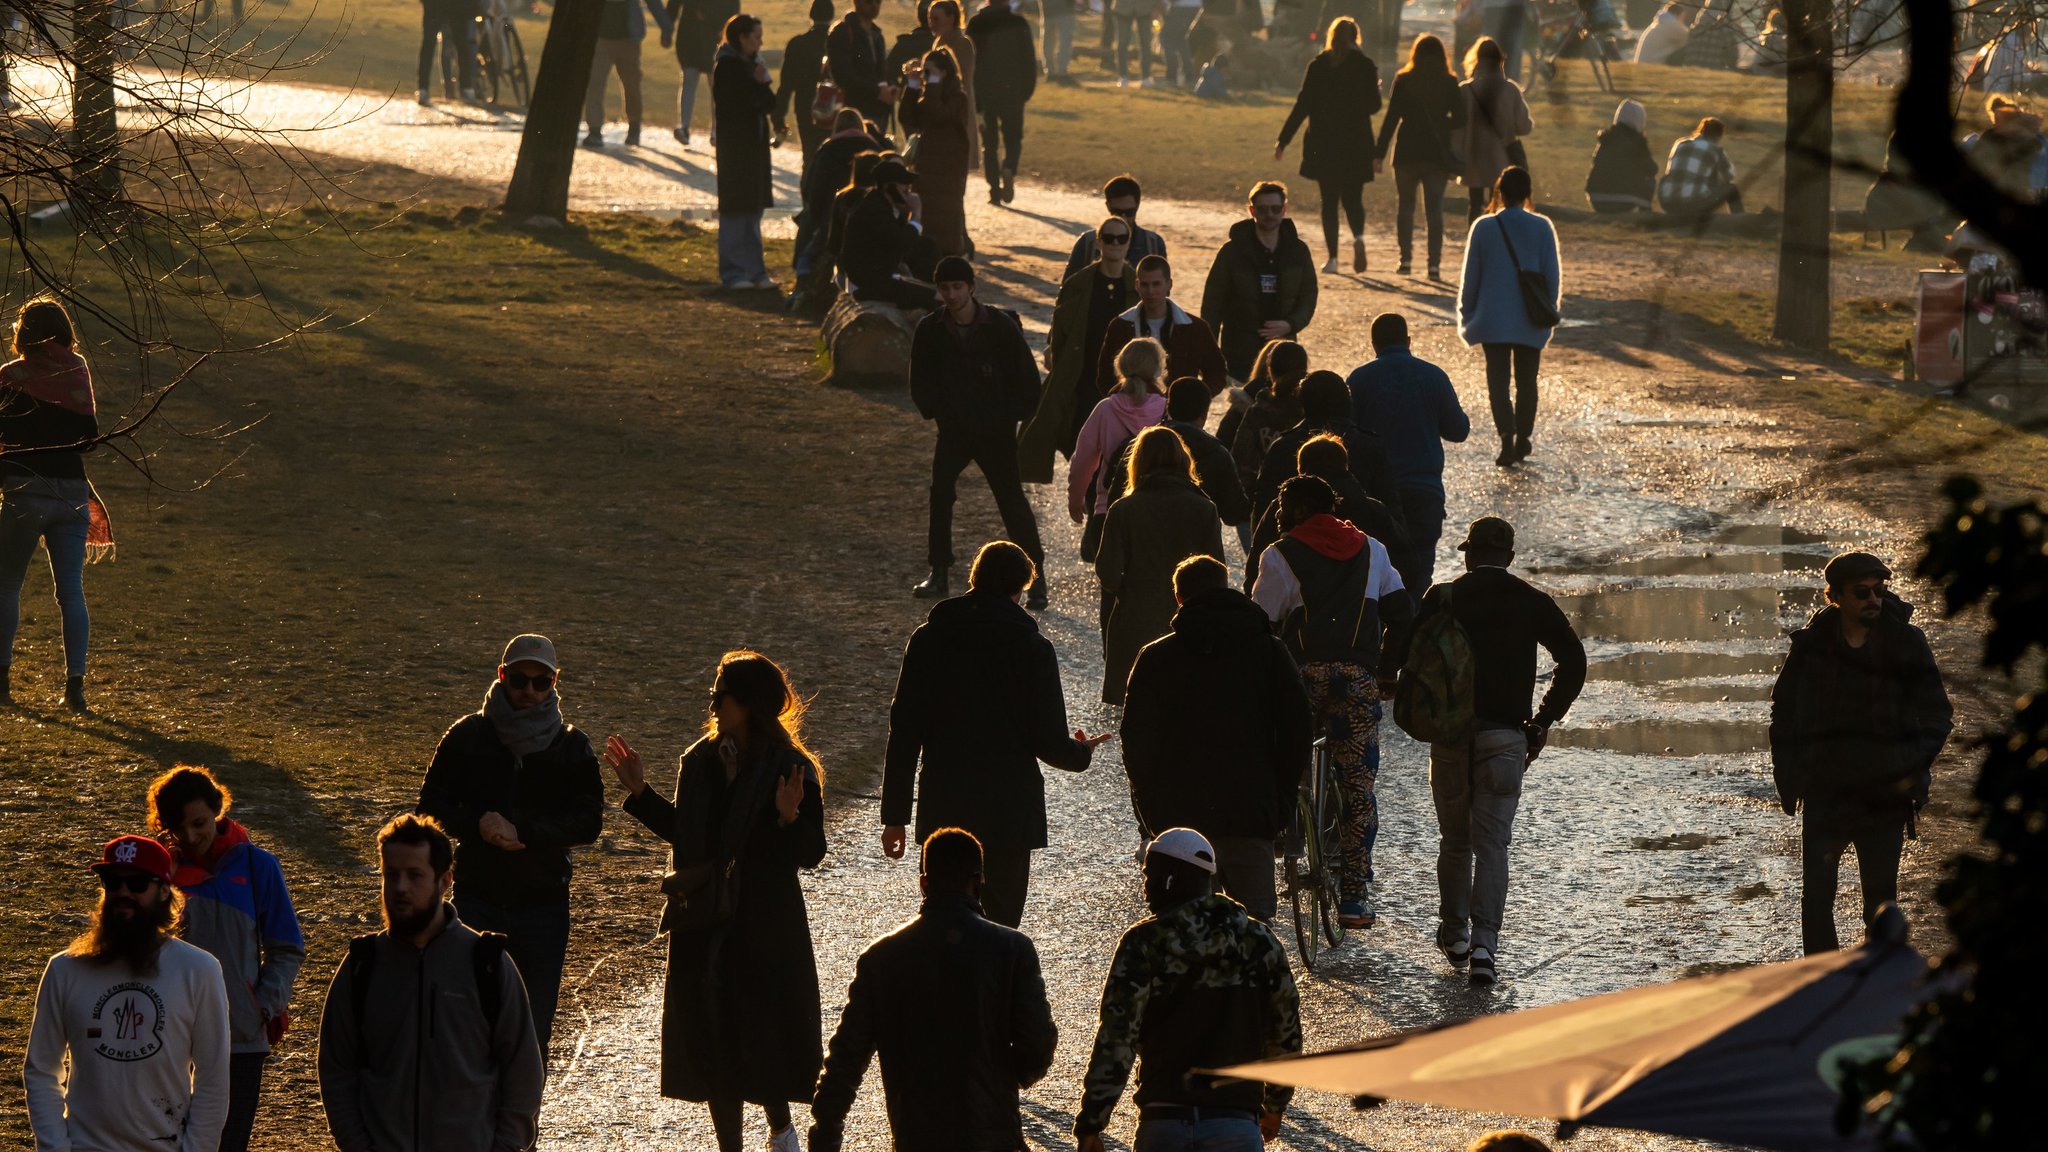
[{"left": 823, "top": 294, "right": 918, "bottom": 387}]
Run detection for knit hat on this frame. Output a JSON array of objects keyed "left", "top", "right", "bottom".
[
  {"left": 91, "top": 835, "right": 175, "bottom": 884},
  {"left": 933, "top": 256, "right": 975, "bottom": 285},
  {"left": 1614, "top": 99, "right": 1647, "bottom": 134}
]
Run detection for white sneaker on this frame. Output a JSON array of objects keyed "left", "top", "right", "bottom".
[
  {"left": 768, "top": 1124, "right": 799, "bottom": 1152},
  {"left": 1321, "top": 256, "right": 1339, "bottom": 273}
]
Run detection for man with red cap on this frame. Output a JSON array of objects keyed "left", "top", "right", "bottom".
[{"left": 26, "top": 835, "right": 231, "bottom": 1152}]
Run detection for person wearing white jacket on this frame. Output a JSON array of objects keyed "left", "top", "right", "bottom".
[
  {"left": 26, "top": 835, "right": 231, "bottom": 1152},
  {"left": 1632, "top": 3, "right": 1691, "bottom": 65}
]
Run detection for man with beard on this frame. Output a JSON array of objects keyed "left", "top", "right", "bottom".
[
  {"left": 1200, "top": 181, "right": 1320, "bottom": 383},
  {"left": 416, "top": 633, "right": 603, "bottom": 1063},
  {"left": 27, "top": 835, "right": 232, "bottom": 1152},
  {"left": 317, "top": 814, "right": 544, "bottom": 1152}
]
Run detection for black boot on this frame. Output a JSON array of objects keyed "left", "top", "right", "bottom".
[
  {"left": 65, "top": 675, "right": 86, "bottom": 712},
  {"left": 1495, "top": 436, "right": 1517, "bottom": 467},
  {"left": 1515, "top": 434, "right": 1533, "bottom": 461},
  {"left": 1026, "top": 582, "right": 1048, "bottom": 610},
  {"left": 912, "top": 569, "right": 950, "bottom": 598},
  {"left": 0, "top": 663, "right": 11, "bottom": 704}
]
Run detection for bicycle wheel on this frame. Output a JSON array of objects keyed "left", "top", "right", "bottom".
[
  {"left": 1313, "top": 738, "right": 1346, "bottom": 950},
  {"left": 1288, "top": 791, "right": 1320, "bottom": 970},
  {"left": 504, "top": 22, "right": 530, "bottom": 107},
  {"left": 474, "top": 17, "right": 502, "bottom": 104}
]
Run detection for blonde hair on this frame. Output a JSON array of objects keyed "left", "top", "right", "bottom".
[
  {"left": 1128, "top": 425, "right": 1196, "bottom": 487},
  {"left": 1114, "top": 337, "right": 1166, "bottom": 399}
]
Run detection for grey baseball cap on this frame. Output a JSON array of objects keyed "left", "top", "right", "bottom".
[{"left": 500, "top": 634, "right": 558, "bottom": 671}]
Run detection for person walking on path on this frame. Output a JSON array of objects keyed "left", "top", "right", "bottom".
[
  {"left": 897, "top": 47, "right": 978, "bottom": 256},
  {"left": 151, "top": 767, "right": 305, "bottom": 1152},
  {"left": 1375, "top": 32, "right": 1464, "bottom": 277},
  {"left": 809, "top": 827, "right": 1059, "bottom": 1152},
  {"left": 1248, "top": 369, "right": 1402, "bottom": 534},
  {"left": 1458, "top": 166, "right": 1560, "bottom": 467},
  {"left": 1656, "top": 116, "right": 1746, "bottom": 218},
  {"left": 775, "top": 0, "right": 839, "bottom": 162},
  {"left": 1276, "top": 17, "right": 1383, "bottom": 274},
  {"left": 666, "top": 0, "right": 739, "bottom": 144},
  {"left": 1109, "top": 0, "right": 1157, "bottom": 87},
  {"left": 712, "top": 14, "right": 781, "bottom": 290},
  {"left": 828, "top": 0, "right": 902, "bottom": 128},
  {"left": 1400, "top": 516, "right": 1585, "bottom": 985},
  {"left": 1042, "top": 0, "right": 1078, "bottom": 82},
  {"left": 1, "top": 297, "right": 111, "bottom": 712},
  {"left": 1069, "top": 337, "right": 1169, "bottom": 561},
  {"left": 1108, "top": 378, "right": 1249, "bottom": 528},
  {"left": 582, "top": 0, "right": 673, "bottom": 148},
  {"left": 1095, "top": 255, "right": 1230, "bottom": 397},
  {"left": 316, "top": 815, "right": 545, "bottom": 1152},
  {"left": 930, "top": 0, "right": 978, "bottom": 127},
  {"left": 882, "top": 540, "right": 1110, "bottom": 927},
  {"left": 1201, "top": 181, "right": 1320, "bottom": 383},
  {"left": 416, "top": 0, "right": 477, "bottom": 104},
  {"left": 1251, "top": 475, "right": 1413, "bottom": 929},
  {"left": 1159, "top": 0, "right": 1202, "bottom": 86},
  {"left": 1770, "top": 551, "right": 1952, "bottom": 955},
  {"left": 1584, "top": 98, "right": 1657, "bottom": 214},
  {"left": 1475, "top": 0, "right": 1525, "bottom": 82},
  {"left": 909, "top": 257, "right": 1047, "bottom": 604},
  {"left": 1064, "top": 174, "right": 1169, "bottom": 281},
  {"left": 1096, "top": 426, "right": 1225, "bottom": 704},
  {"left": 1243, "top": 432, "right": 1408, "bottom": 594},
  {"left": 1225, "top": 339, "right": 1308, "bottom": 541},
  {"left": 414, "top": 633, "right": 603, "bottom": 1064},
  {"left": 28, "top": 835, "right": 231, "bottom": 1152},
  {"left": 1073, "top": 828, "right": 1302, "bottom": 1152},
  {"left": 1019, "top": 219, "right": 1138, "bottom": 482},
  {"left": 1346, "top": 311, "right": 1469, "bottom": 592},
  {"left": 605, "top": 651, "right": 827, "bottom": 1152},
  {"left": 1458, "top": 36, "right": 1532, "bottom": 222},
  {"left": 1122, "top": 557, "right": 1312, "bottom": 919},
  {"left": 884, "top": 0, "right": 936, "bottom": 84},
  {"left": 968, "top": 0, "right": 1037, "bottom": 204}
]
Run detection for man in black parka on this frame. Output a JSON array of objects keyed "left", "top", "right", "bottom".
[
  {"left": 1121, "top": 556, "right": 1312, "bottom": 920},
  {"left": 828, "top": 0, "right": 899, "bottom": 127},
  {"left": 882, "top": 541, "right": 1109, "bottom": 927},
  {"left": 1249, "top": 369, "right": 1403, "bottom": 533},
  {"left": 415, "top": 633, "right": 603, "bottom": 1061},
  {"left": 1771, "top": 552, "right": 1952, "bottom": 955},
  {"left": 909, "top": 257, "right": 1047, "bottom": 605},
  {"left": 966, "top": 0, "right": 1038, "bottom": 203}
]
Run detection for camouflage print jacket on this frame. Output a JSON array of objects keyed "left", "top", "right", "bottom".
[{"left": 1074, "top": 893, "right": 1302, "bottom": 1136}]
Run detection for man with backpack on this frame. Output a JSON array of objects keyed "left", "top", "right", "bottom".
[
  {"left": 908, "top": 256, "right": 1049, "bottom": 606},
  {"left": 1394, "top": 516, "right": 1584, "bottom": 985},
  {"left": 317, "top": 814, "right": 544, "bottom": 1152},
  {"left": 1250, "top": 475, "right": 1413, "bottom": 930}
]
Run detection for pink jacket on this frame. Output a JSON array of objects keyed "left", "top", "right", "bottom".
[{"left": 1068, "top": 390, "right": 1167, "bottom": 519}]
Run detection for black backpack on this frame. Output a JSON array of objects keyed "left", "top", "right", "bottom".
[
  {"left": 1274, "top": 536, "right": 1373, "bottom": 665},
  {"left": 345, "top": 930, "right": 508, "bottom": 1067}
]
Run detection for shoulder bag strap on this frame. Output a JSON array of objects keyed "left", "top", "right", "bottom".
[{"left": 1493, "top": 216, "right": 1525, "bottom": 275}]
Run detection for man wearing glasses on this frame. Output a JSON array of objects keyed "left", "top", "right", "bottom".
[
  {"left": 1063, "top": 174, "right": 1169, "bottom": 282},
  {"left": 1771, "top": 552, "right": 1952, "bottom": 955},
  {"left": 27, "top": 835, "right": 231, "bottom": 1152},
  {"left": 416, "top": 633, "right": 604, "bottom": 1061},
  {"left": 1200, "top": 180, "right": 1320, "bottom": 382}
]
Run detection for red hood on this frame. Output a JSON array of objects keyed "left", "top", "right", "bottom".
[
  {"left": 1287, "top": 513, "right": 1366, "bottom": 560},
  {"left": 169, "top": 818, "right": 250, "bottom": 886}
]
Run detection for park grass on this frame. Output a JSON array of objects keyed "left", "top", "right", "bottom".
[{"left": 1663, "top": 284, "right": 1915, "bottom": 372}]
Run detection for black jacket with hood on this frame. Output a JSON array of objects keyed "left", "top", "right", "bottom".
[
  {"left": 1199, "top": 218, "right": 1319, "bottom": 379},
  {"left": 417, "top": 714, "right": 604, "bottom": 908},
  {"left": 910, "top": 304, "right": 1042, "bottom": 434}
]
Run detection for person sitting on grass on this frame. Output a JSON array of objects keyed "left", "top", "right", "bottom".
[
  {"left": 1656, "top": 116, "right": 1745, "bottom": 218},
  {"left": 1631, "top": 2, "right": 1689, "bottom": 65},
  {"left": 1584, "top": 98, "right": 1657, "bottom": 214}
]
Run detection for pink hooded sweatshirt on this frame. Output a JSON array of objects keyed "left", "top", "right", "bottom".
[{"left": 1068, "top": 389, "right": 1167, "bottom": 520}]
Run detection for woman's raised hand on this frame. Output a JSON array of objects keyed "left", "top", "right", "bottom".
[
  {"left": 604, "top": 735, "right": 647, "bottom": 798},
  {"left": 774, "top": 767, "right": 804, "bottom": 826}
]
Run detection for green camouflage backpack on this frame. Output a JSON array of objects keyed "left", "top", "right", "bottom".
[{"left": 1394, "top": 583, "right": 1476, "bottom": 743}]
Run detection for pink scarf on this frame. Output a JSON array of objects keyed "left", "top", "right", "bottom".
[{"left": 1, "top": 344, "right": 115, "bottom": 560}]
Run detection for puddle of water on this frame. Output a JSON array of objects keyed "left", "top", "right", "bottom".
[
  {"left": 1708, "top": 524, "right": 1839, "bottom": 546},
  {"left": 1588, "top": 650, "right": 1784, "bottom": 681},
  {"left": 1624, "top": 893, "right": 1699, "bottom": 907},
  {"left": 1539, "top": 551, "right": 1826, "bottom": 578},
  {"left": 1550, "top": 719, "right": 1766, "bottom": 757},
  {"left": 1649, "top": 682, "right": 1775, "bottom": 703},
  {"left": 1677, "top": 960, "right": 1760, "bottom": 978},
  {"left": 1560, "top": 586, "right": 1784, "bottom": 643},
  {"left": 1731, "top": 882, "right": 1775, "bottom": 902},
  {"left": 1630, "top": 832, "right": 1730, "bottom": 850}
]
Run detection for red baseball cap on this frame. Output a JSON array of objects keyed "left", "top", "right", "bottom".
[{"left": 89, "top": 835, "right": 175, "bottom": 885}]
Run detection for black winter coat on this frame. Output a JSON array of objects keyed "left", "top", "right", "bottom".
[
  {"left": 1278, "top": 50, "right": 1382, "bottom": 186},
  {"left": 966, "top": 5, "right": 1038, "bottom": 104},
  {"left": 713, "top": 47, "right": 777, "bottom": 215},
  {"left": 1769, "top": 595, "right": 1952, "bottom": 815},
  {"left": 668, "top": 0, "right": 736, "bottom": 71},
  {"left": 828, "top": 14, "right": 893, "bottom": 120},
  {"left": 416, "top": 713, "right": 604, "bottom": 907},
  {"left": 1249, "top": 417, "right": 1403, "bottom": 533},
  {"left": 777, "top": 23, "right": 832, "bottom": 132},
  {"left": 1122, "top": 588, "right": 1313, "bottom": 840},
  {"left": 1375, "top": 66, "right": 1464, "bottom": 170},
  {"left": 1584, "top": 123, "right": 1657, "bottom": 212},
  {"left": 841, "top": 186, "right": 922, "bottom": 296},
  {"left": 911, "top": 304, "right": 1042, "bottom": 433},
  {"left": 1199, "top": 219, "right": 1320, "bottom": 380},
  {"left": 883, "top": 591, "right": 1096, "bottom": 850},
  {"left": 622, "top": 738, "right": 827, "bottom": 1103},
  {"left": 810, "top": 893, "right": 1058, "bottom": 1152}
]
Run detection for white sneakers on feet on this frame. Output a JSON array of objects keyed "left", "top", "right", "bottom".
[{"left": 768, "top": 1124, "right": 799, "bottom": 1152}]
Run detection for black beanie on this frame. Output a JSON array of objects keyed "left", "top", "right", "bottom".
[
  {"left": 810, "top": 0, "right": 835, "bottom": 21},
  {"left": 934, "top": 256, "right": 975, "bottom": 285}
]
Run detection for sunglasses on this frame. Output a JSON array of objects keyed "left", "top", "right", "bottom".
[
  {"left": 503, "top": 671, "right": 556, "bottom": 690},
  {"left": 101, "top": 874, "right": 156, "bottom": 894},
  {"left": 1099, "top": 232, "right": 1132, "bottom": 245},
  {"left": 1845, "top": 583, "right": 1887, "bottom": 601}
]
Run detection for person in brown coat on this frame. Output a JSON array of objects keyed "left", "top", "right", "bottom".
[
  {"left": 930, "top": 0, "right": 979, "bottom": 157},
  {"left": 1095, "top": 426, "right": 1225, "bottom": 704},
  {"left": 898, "top": 47, "right": 977, "bottom": 257},
  {"left": 1095, "top": 255, "right": 1231, "bottom": 398},
  {"left": 1458, "top": 36, "right": 1533, "bottom": 222}
]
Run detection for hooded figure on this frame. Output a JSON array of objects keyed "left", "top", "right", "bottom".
[{"left": 1585, "top": 99, "right": 1656, "bottom": 213}]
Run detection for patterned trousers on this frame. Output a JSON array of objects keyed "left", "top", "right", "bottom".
[{"left": 1301, "top": 661, "right": 1380, "bottom": 901}]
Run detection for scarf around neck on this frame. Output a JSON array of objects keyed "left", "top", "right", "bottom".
[{"left": 481, "top": 679, "right": 565, "bottom": 758}]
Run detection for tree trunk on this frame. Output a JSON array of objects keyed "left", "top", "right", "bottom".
[
  {"left": 503, "top": 0, "right": 604, "bottom": 220},
  {"left": 72, "top": 0, "right": 122, "bottom": 205},
  {"left": 1771, "top": 0, "right": 1832, "bottom": 350}
]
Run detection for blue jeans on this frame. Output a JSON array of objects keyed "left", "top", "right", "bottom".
[
  {"left": 1159, "top": 4, "right": 1199, "bottom": 84},
  {"left": 0, "top": 490, "right": 91, "bottom": 675},
  {"left": 718, "top": 212, "right": 768, "bottom": 287},
  {"left": 1042, "top": 8, "right": 1075, "bottom": 75},
  {"left": 1134, "top": 1115, "right": 1264, "bottom": 1152},
  {"left": 1430, "top": 727, "right": 1528, "bottom": 954},
  {"left": 454, "top": 892, "right": 571, "bottom": 1061}
]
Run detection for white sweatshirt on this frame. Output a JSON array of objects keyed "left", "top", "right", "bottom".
[{"left": 25, "top": 937, "right": 232, "bottom": 1152}]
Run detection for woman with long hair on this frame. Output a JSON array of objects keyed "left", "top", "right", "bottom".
[
  {"left": 1457, "top": 166, "right": 1561, "bottom": 466},
  {"left": 1458, "top": 35, "right": 1533, "bottom": 223},
  {"left": 604, "top": 651, "right": 826, "bottom": 1152},
  {"left": 1376, "top": 32, "right": 1466, "bottom": 278},
  {"left": 1068, "top": 336, "right": 1168, "bottom": 560},
  {"left": 0, "top": 296, "right": 111, "bottom": 710},
  {"left": 896, "top": 46, "right": 976, "bottom": 256},
  {"left": 1275, "top": 16, "right": 1383, "bottom": 273},
  {"left": 712, "top": 13, "right": 779, "bottom": 290},
  {"left": 1228, "top": 338, "right": 1309, "bottom": 510},
  {"left": 1095, "top": 426, "right": 1224, "bottom": 702}
]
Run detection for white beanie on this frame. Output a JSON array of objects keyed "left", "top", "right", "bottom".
[{"left": 1615, "top": 99, "right": 1648, "bottom": 134}]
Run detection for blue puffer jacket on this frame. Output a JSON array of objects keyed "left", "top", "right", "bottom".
[{"left": 172, "top": 821, "right": 305, "bottom": 1054}]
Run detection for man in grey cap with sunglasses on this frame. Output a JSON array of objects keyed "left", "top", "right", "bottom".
[
  {"left": 1771, "top": 552, "right": 1952, "bottom": 955},
  {"left": 416, "top": 633, "right": 604, "bottom": 1061}
]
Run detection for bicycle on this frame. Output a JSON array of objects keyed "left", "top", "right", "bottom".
[
  {"left": 472, "top": 0, "right": 529, "bottom": 108},
  {"left": 1282, "top": 731, "right": 1345, "bottom": 971}
]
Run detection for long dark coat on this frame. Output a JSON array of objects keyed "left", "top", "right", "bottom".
[
  {"left": 1096, "top": 471, "right": 1225, "bottom": 704},
  {"left": 897, "top": 81, "right": 976, "bottom": 257},
  {"left": 713, "top": 46, "right": 777, "bottom": 216},
  {"left": 668, "top": 0, "right": 736, "bottom": 72},
  {"left": 1278, "top": 49, "right": 1382, "bottom": 186},
  {"left": 623, "top": 737, "right": 827, "bottom": 1103}
]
